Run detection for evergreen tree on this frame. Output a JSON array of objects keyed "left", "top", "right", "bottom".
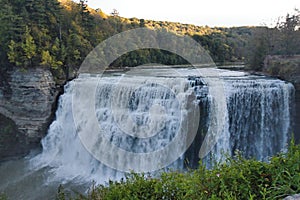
[{"left": 22, "top": 26, "right": 37, "bottom": 67}]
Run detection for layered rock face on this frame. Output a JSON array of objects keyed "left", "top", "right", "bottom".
[{"left": 0, "top": 68, "right": 58, "bottom": 160}]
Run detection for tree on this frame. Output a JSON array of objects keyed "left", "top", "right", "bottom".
[
  {"left": 110, "top": 9, "right": 119, "bottom": 17},
  {"left": 24, "top": 0, "right": 47, "bottom": 27},
  {"left": 247, "top": 27, "right": 270, "bottom": 70},
  {"left": 40, "top": 38, "right": 64, "bottom": 70},
  {"left": 7, "top": 40, "right": 22, "bottom": 66},
  {"left": 0, "top": 0, "right": 23, "bottom": 67},
  {"left": 247, "top": 9, "right": 300, "bottom": 70},
  {"left": 22, "top": 27, "right": 37, "bottom": 67},
  {"left": 277, "top": 10, "right": 300, "bottom": 55},
  {"left": 7, "top": 26, "right": 37, "bottom": 67}
]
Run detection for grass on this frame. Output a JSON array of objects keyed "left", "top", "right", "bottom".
[{"left": 56, "top": 140, "right": 300, "bottom": 200}]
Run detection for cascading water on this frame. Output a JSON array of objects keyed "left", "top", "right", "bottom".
[
  {"left": 225, "top": 77, "right": 294, "bottom": 160},
  {"left": 202, "top": 74, "right": 294, "bottom": 164},
  {"left": 0, "top": 68, "right": 295, "bottom": 199},
  {"left": 31, "top": 72, "right": 202, "bottom": 183},
  {"left": 29, "top": 68, "right": 294, "bottom": 185}
]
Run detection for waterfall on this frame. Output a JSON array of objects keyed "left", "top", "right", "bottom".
[
  {"left": 31, "top": 80, "right": 125, "bottom": 183},
  {"left": 30, "top": 69, "right": 294, "bottom": 184},
  {"left": 225, "top": 77, "right": 294, "bottom": 160},
  {"left": 31, "top": 73, "right": 202, "bottom": 183}
]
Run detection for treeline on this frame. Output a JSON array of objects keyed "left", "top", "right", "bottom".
[
  {"left": 113, "top": 18, "right": 253, "bottom": 65},
  {"left": 0, "top": 0, "right": 298, "bottom": 80},
  {"left": 0, "top": 0, "right": 254, "bottom": 79},
  {"left": 248, "top": 10, "right": 300, "bottom": 70}
]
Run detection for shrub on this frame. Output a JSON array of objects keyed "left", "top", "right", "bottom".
[{"left": 58, "top": 142, "right": 300, "bottom": 200}]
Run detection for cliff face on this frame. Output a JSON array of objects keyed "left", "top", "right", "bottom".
[{"left": 0, "top": 68, "right": 59, "bottom": 161}]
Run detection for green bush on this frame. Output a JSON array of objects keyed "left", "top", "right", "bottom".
[
  {"left": 58, "top": 142, "right": 300, "bottom": 200},
  {"left": 0, "top": 193, "right": 7, "bottom": 200}
]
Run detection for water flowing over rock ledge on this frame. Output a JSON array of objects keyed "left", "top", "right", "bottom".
[
  {"left": 29, "top": 68, "right": 295, "bottom": 183},
  {"left": 263, "top": 55, "right": 300, "bottom": 142},
  {"left": 0, "top": 68, "right": 59, "bottom": 161}
]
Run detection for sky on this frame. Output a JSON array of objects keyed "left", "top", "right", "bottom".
[{"left": 84, "top": 0, "right": 300, "bottom": 27}]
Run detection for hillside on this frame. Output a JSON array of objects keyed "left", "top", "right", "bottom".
[
  {"left": 0, "top": 0, "right": 259, "bottom": 81},
  {"left": 2, "top": 0, "right": 298, "bottom": 82}
]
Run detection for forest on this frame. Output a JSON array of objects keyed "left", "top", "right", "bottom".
[{"left": 0, "top": 0, "right": 299, "bottom": 82}]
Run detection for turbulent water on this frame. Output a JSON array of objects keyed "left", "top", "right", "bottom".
[{"left": 0, "top": 68, "right": 295, "bottom": 199}]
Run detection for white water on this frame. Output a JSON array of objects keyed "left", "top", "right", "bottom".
[
  {"left": 224, "top": 77, "right": 294, "bottom": 160},
  {"left": 0, "top": 68, "right": 295, "bottom": 199},
  {"left": 32, "top": 68, "right": 294, "bottom": 179},
  {"left": 30, "top": 72, "right": 202, "bottom": 183},
  {"left": 30, "top": 68, "right": 294, "bottom": 182}
]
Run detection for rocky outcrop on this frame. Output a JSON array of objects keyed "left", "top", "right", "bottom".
[{"left": 0, "top": 68, "right": 59, "bottom": 161}]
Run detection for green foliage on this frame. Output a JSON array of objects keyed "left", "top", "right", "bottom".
[
  {"left": 0, "top": 0, "right": 255, "bottom": 79},
  {"left": 247, "top": 9, "right": 300, "bottom": 70},
  {"left": 1, "top": 0, "right": 297, "bottom": 78},
  {"left": 0, "top": 193, "right": 7, "bottom": 200},
  {"left": 192, "top": 32, "right": 236, "bottom": 64},
  {"left": 0, "top": 0, "right": 100, "bottom": 80},
  {"left": 57, "top": 184, "right": 67, "bottom": 200},
  {"left": 21, "top": 26, "right": 37, "bottom": 66},
  {"left": 7, "top": 40, "right": 21, "bottom": 66},
  {"left": 7, "top": 26, "right": 37, "bottom": 67},
  {"left": 277, "top": 11, "right": 300, "bottom": 56},
  {"left": 110, "top": 49, "right": 188, "bottom": 67},
  {"left": 247, "top": 27, "right": 270, "bottom": 70},
  {"left": 57, "top": 142, "right": 300, "bottom": 200}
]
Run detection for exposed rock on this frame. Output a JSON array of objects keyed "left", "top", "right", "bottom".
[
  {"left": 283, "top": 194, "right": 300, "bottom": 200},
  {"left": 0, "top": 67, "right": 59, "bottom": 161}
]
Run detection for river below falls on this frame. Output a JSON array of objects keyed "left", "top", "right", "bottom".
[{"left": 0, "top": 155, "right": 89, "bottom": 200}]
